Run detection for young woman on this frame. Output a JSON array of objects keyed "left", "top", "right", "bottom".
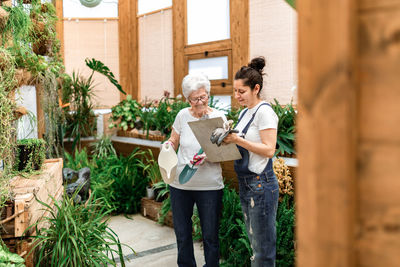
[{"left": 224, "top": 57, "right": 279, "bottom": 267}]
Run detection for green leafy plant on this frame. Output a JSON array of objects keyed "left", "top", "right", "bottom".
[
  {"left": 276, "top": 195, "right": 295, "bottom": 266},
  {"left": 152, "top": 95, "right": 190, "bottom": 137},
  {"left": 270, "top": 99, "right": 296, "bottom": 157},
  {"left": 91, "top": 149, "right": 148, "bottom": 214},
  {"left": 13, "top": 138, "right": 46, "bottom": 173},
  {"left": 219, "top": 186, "right": 251, "bottom": 267},
  {"left": 85, "top": 58, "right": 126, "bottom": 95},
  {"left": 0, "top": 242, "right": 25, "bottom": 267},
  {"left": 137, "top": 149, "right": 162, "bottom": 187},
  {"left": 109, "top": 95, "right": 142, "bottom": 131},
  {"left": 64, "top": 148, "right": 92, "bottom": 171},
  {"left": 90, "top": 135, "right": 116, "bottom": 159},
  {"left": 30, "top": 189, "right": 132, "bottom": 267},
  {"left": 62, "top": 71, "right": 97, "bottom": 151}
]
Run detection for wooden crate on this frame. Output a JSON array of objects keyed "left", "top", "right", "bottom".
[
  {"left": 141, "top": 197, "right": 173, "bottom": 227},
  {"left": 1, "top": 158, "right": 64, "bottom": 266}
]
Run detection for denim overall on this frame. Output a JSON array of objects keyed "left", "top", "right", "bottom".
[{"left": 234, "top": 103, "right": 279, "bottom": 267}]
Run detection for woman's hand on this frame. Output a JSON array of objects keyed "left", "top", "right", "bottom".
[{"left": 223, "top": 133, "right": 240, "bottom": 144}]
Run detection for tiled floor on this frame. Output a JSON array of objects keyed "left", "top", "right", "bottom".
[{"left": 107, "top": 214, "right": 205, "bottom": 267}]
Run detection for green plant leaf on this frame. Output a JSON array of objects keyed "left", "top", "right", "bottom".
[{"left": 85, "top": 58, "right": 126, "bottom": 95}]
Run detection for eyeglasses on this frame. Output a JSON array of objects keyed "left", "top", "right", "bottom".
[{"left": 188, "top": 95, "right": 208, "bottom": 104}]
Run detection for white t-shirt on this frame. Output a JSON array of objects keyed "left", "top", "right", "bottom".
[
  {"left": 235, "top": 101, "right": 278, "bottom": 174},
  {"left": 170, "top": 107, "right": 226, "bottom": 190}
]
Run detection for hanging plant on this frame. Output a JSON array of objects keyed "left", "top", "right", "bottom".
[{"left": 80, "top": 0, "right": 102, "bottom": 8}]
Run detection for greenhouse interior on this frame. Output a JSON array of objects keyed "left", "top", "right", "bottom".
[{"left": 0, "top": 0, "right": 399, "bottom": 266}]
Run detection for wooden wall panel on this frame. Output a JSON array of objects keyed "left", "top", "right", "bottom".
[
  {"left": 297, "top": 0, "right": 358, "bottom": 266},
  {"left": 119, "top": 0, "right": 138, "bottom": 100}
]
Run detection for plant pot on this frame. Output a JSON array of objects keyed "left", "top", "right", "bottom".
[
  {"left": 146, "top": 186, "right": 155, "bottom": 200},
  {"left": 16, "top": 145, "right": 40, "bottom": 171},
  {"left": 14, "top": 139, "right": 46, "bottom": 172}
]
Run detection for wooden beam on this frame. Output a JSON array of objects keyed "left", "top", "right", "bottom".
[
  {"left": 54, "top": 0, "right": 64, "bottom": 61},
  {"left": 357, "top": 1, "right": 400, "bottom": 266},
  {"left": 118, "top": 0, "right": 139, "bottom": 100},
  {"left": 184, "top": 39, "right": 231, "bottom": 55},
  {"left": 172, "top": 0, "right": 186, "bottom": 97},
  {"left": 230, "top": 0, "right": 249, "bottom": 107},
  {"left": 297, "top": 0, "right": 358, "bottom": 266}
]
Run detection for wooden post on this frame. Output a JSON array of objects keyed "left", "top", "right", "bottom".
[
  {"left": 118, "top": 0, "right": 139, "bottom": 100},
  {"left": 297, "top": 0, "right": 358, "bottom": 266},
  {"left": 54, "top": 0, "right": 64, "bottom": 61},
  {"left": 14, "top": 200, "right": 27, "bottom": 237},
  {"left": 356, "top": 1, "right": 400, "bottom": 266},
  {"left": 230, "top": 0, "right": 249, "bottom": 107},
  {"left": 172, "top": 0, "right": 186, "bottom": 97}
]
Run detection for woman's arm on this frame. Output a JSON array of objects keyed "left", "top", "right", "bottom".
[
  {"left": 224, "top": 128, "right": 277, "bottom": 158},
  {"left": 167, "top": 129, "right": 180, "bottom": 151}
]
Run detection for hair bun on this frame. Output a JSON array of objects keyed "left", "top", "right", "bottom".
[{"left": 248, "top": 57, "right": 265, "bottom": 74}]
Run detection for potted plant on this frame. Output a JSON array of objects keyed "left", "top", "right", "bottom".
[
  {"left": 138, "top": 149, "right": 162, "bottom": 200},
  {"left": 14, "top": 138, "right": 46, "bottom": 172},
  {"left": 108, "top": 94, "right": 142, "bottom": 132}
]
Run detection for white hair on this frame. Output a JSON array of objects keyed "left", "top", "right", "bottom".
[{"left": 181, "top": 73, "right": 210, "bottom": 99}]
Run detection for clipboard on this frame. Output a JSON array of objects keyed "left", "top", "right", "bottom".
[{"left": 188, "top": 117, "right": 242, "bottom": 163}]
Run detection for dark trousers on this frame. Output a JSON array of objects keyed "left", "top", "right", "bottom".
[{"left": 170, "top": 186, "right": 223, "bottom": 267}]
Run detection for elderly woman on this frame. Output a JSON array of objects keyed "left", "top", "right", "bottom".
[{"left": 164, "top": 73, "right": 226, "bottom": 267}]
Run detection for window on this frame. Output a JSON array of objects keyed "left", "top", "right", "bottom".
[
  {"left": 186, "top": 0, "right": 230, "bottom": 45},
  {"left": 188, "top": 56, "right": 229, "bottom": 80}
]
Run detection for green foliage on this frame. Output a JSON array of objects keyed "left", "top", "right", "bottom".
[
  {"left": 64, "top": 148, "right": 92, "bottom": 171},
  {"left": 1, "top": 4, "right": 32, "bottom": 45},
  {"left": 226, "top": 106, "right": 244, "bottom": 125},
  {"left": 91, "top": 149, "right": 148, "bottom": 214},
  {"left": 30, "top": 190, "right": 132, "bottom": 267},
  {"left": 191, "top": 206, "right": 202, "bottom": 241},
  {"left": 109, "top": 95, "right": 141, "bottom": 131},
  {"left": 137, "top": 149, "right": 162, "bottom": 186},
  {"left": 62, "top": 71, "right": 96, "bottom": 151},
  {"left": 284, "top": 0, "right": 296, "bottom": 9},
  {"left": 38, "top": 70, "right": 65, "bottom": 158},
  {"left": 270, "top": 99, "right": 296, "bottom": 156},
  {"left": 90, "top": 135, "right": 116, "bottom": 160},
  {"left": 276, "top": 195, "right": 295, "bottom": 267},
  {"left": 155, "top": 182, "right": 171, "bottom": 225},
  {"left": 85, "top": 58, "right": 126, "bottom": 95},
  {"left": 13, "top": 138, "right": 46, "bottom": 173},
  {"left": 219, "top": 186, "right": 252, "bottom": 267},
  {"left": 0, "top": 242, "right": 25, "bottom": 267},
  {"left": 153, "top": 96, "right": 190, "bottom": 136},
  {"left": 109, "top": 95, "right": 189, "bottom": 138}
]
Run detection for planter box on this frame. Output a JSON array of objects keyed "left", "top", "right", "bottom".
[
  {"left": 1, "top": 158, "right": 63, "bottom": 266},
  {"left": 117, "top": 129, "right": 166, "bottom": 142},
  {"left": 140, "top": 197, "right": 173, "bottom": 228}
]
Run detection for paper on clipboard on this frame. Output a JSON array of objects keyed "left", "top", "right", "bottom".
[{"left": 188, "top": 117, "right": 242, "bottom": 163}]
